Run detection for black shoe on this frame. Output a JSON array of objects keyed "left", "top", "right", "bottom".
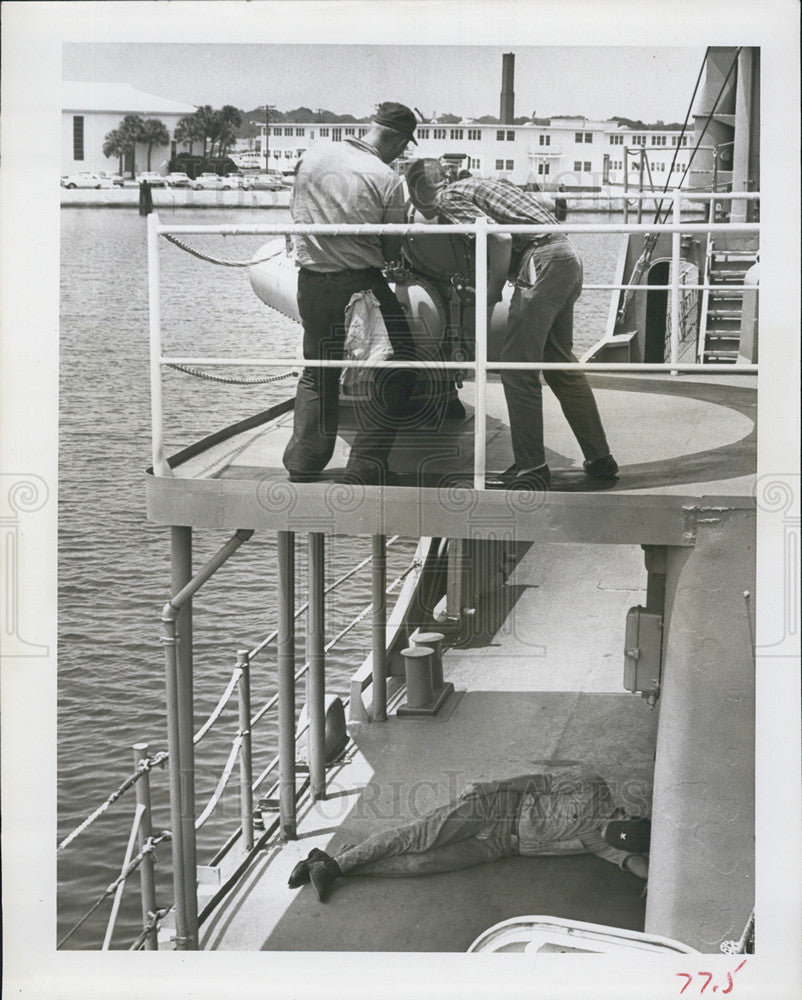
[
  {"left": 288, "top": 847, "right": 330, "bottom": 889},
  {"left": 309, "top": 857, "right": 341, "bottom": 902},
  {"left": 507, "top": 464, "right": 551, "bottom": 491},
  {"left": 339, "top": 466, "right": 400, "bottom": 486},
  {"left": 287, "top": 470, "right": 323, "bottom": 483},
  {"left": 583, "top": 455, "right": 619, "bottom": 480}
]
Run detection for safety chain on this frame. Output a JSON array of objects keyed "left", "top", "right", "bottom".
[
  {"left": 166, "top": 363, "right": 299, "bottom": 385},
  {"left": 163, "top": 233, "right": 286, "bottom": 268},
  {"left": 58, "top": 751, "right": 168, "bottom": 851},
  {"left": 129, "top": 908, "right": 170, "bottom": 951},
  {"left": 57, "top": 831, "right": 172, "bottom": 949}
]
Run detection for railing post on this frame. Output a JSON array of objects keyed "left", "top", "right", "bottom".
[
  {"left": 637, "top": 151, "right": 644, "bottom": 224},
  {"left": 371, "top": 533, "right": 387, "bottom": 722},
  {"left": 623, "top": 148, "right": 629, "bottom": 224},
  {"left": 236, "top": 651, "right": 255, "bottom": 850},
  {"left": 171, "top": 525, "right": 198, "bottom": 948},
  {"left": 277, "top": 530, "right": 297, "bottom": 838},
  {"left": 670, "top": 193, "right": 682, "bottom": 370},
  {"left": 473, "top": 216, "right": 488, "bottom": 491},
  {"left": 307, "top": 533, "right": 327, "bottom": 795},
  {"left": 147, "top": 212, "right": 171, "bottom": 477},
  {"left": 132, "top": 743, "right": 158, "bottom": 950}
]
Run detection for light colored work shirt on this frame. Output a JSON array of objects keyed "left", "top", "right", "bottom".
[{"left": 291, "top": 138, "right": 406, "bottom": 272}]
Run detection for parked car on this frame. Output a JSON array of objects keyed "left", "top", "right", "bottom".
[
  {"left": 191, "top": 173, "right": 236, "bottom": 190},
  {"left": 135, "top": 171, "right": 167, "bottom": 188},
  {"left": 97, "top": 170, "right": 125, "bottom": 187},
  {"left": 165, "top": 172, "right": 191, "bottom": 188},
  {"left": 241, "top": 173, "right": 286, "bottom": 191},
  {"left": 61, "top": 172, "right": 109, "bottom": 189}
]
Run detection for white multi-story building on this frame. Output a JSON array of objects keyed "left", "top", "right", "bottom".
[
  {"left": 256, "top": 117, "right": 694, "bottom": 190},
  {"left": 62, "top": 82, "right": 197, "bottom": 176}
]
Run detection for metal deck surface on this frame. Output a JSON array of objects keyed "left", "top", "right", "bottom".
[
  {"left": 199, "top": 542, "right": 658, "bottom": 952},
  {"left": 147, "top": 374, "right": 757, "bottom": 544}
]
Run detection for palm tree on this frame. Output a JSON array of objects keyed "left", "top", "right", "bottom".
[
  {"left": 194, "top": 105, "right": 216, "bottom": 160},
  {"left": 102, "top": 128, "right": 127, "bottom": 174},
  {"left": 216, "top": 105, "right": 242, "bottom": 158},
  {"left": 119, "top": 114, "right": 146, "bottom": 176},
  {"left": 174, "top": 114, "right": 204, "bottom": 156},
  {"left": 140, "top": 118, "right": 170, "bottom": 171}
]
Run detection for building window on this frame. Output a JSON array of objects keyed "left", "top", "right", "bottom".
[
  {"left": 505, "top": 159, "right": 514, "bottom": 170},
  {"left": 506, "top": 130, "right": 514, "bottom": 141},
  {"left": 284, "top": 150, "right": 293, "bottom": 158},
  {"left": 574, "top": 161, "right": 582, "bottom": 171},
  {"left": 295, "top": 128, "right": 305, "bottom": 136},
  {"left": 537, "top": 163, "right": 551, "bottom": 175},
  {"left": 681, "top": 136, "right": 688, "bottom": 146},
  {"left": 584, "top": 161, "right": 591, "bottom": 172},
  {"left": 332, "top": 128, "right": 342, "bottom": 141},
  {"left": 469, "top": 157, "right": 481, "bottom": 169},
  {"left": 433, "top": 128, "right": 446, "bottom": 140},
  {"left": 539, "top": 134, "right": 551, "bottom": 146},
  {"left": 72, "top": 116, "right": 84, "bottom": 160},
  {"left": 610, "top": 134, "right": 623, "bottom": 145},
  {"left": 344, "top": 127, "right": 355, "bottom": 135},
  {"left": 358, "top": 127, "right": 368, "bottom": 137},
  {"left": 495, "top": 159, "right": 505, "bottom": 170},
  {"left": 273, "top": 150, "right": 281, "bottom": 159},
  {"left": 584, "top": 132, "right": 592, "bottom": 143},
  {"left": 319, "top": 127, "right": 330, "bottom": 137},
  {"left": 417, "top": 128, "right": 429, "bottom": 139},
  {"left": 468, "top": 129, "right": 481, "bottom": 140},
  {"left": 497, "top": 130, "right": 505, "bottom": 141},
  {"left": 575, "top": 132, "right": 583, "bottom": 143},
  {"left": 651, "top": 135, "right": 666, "bottom": 146},
  {"left": 450, "top": 128, "right": 464, "bottom": 140},
  {"left": 632, "top": 135, "right": 646, "bottom": 146}
]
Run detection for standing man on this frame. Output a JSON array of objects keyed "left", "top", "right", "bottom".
[
  {"left": 406, "top": 158, "right": 618, "bottom": 491},
  {"left": 283, "top": 103, "right": 420, "bottom": 485},
  {"left": 287, "top": 767, "right": 650, "bottom": 902}
]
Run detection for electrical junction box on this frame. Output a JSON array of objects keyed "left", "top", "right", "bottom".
[{"left": 624, "top": 606, "right": 664, "bottom": 705}]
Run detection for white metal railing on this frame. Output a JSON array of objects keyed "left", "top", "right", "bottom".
[{"left": 147, "top": 190, "right": 759, "bottom": 489}]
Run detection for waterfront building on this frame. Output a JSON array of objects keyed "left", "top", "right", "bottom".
[{"left": 61, "top": 82, "right": 197, "bottom": 177}]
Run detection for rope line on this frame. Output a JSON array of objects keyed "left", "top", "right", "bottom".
[
  {"left": 129, "top": 908, "right": 169, "bottom": 951},
  {"left": 163, "top": 233, "right": 287, "bottom": 268},
  {"left": 194, "top": 667, "right": 243, "bottom": 745},
  {"left": 57, "top": 831, "right": 171, "bottom": 948},
  {"left": 58, "top": 752, "right": 168, "bottom": 851},
  {"left": 166, "top": 362, "right": 298, "bottom": 385},
  {"left": 195, "top": 735, "right": 244, "bottom": 829}
]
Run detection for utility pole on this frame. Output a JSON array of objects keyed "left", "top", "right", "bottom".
[{"left": 264, "top": 104, "right": 276, "bottom": 171}]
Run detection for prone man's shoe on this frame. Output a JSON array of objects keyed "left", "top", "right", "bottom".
[
  {"left": 339, "top": 465, "right": 400, "bottom": 486},
  {"left": 507, "top": 464, "right": 551, "bottom": 491},
  {"left": 287, "top": 470, "right": 323, "bottom": 484},
  {"left": 583, "top": 455, "right": 619, "bottom": 480},
  {"left": 288, "top": 847, "right": 331, "bottom": 889},
  {"left": 309, "top": 856, "right": 342, "bottom": 902}
]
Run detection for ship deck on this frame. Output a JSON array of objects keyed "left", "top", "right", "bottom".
[
  {"left": 199, "top": 541, "right": 658, "bottom": 952},
  {"left": 147, "top": 372, "right": 757, "bottom": 545}
]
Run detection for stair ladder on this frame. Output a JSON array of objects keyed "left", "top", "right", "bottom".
[{"left": 698, "top": 240, "right": 759, "bottom": 363}]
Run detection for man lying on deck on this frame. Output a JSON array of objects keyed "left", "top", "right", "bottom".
[{"left": 288, "top": 767, "right": 649, "bottom": 902}]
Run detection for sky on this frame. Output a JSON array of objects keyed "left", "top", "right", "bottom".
[{"left": 62, "top": 43, "right": 707, "bottom": 123}]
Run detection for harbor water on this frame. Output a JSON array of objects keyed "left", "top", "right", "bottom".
[{"left": 57, "top": 205, "right": 622, "bottom": 948}]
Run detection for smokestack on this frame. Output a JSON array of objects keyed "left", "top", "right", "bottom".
[{"left": 500, "top": 52, "right": 515, "bottom": 124}]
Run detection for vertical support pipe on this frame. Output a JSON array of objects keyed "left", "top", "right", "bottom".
[
  {"left": 670, "top": 193, "right": 682, "bottom": 369},
  {"left": 147, "top": 212, "right": 171, "bottom": 477},
  {"left": 162, "top": 617, "right": 188, "bottom": 948},
  {"left": 132, "top": 744, "right": 158, "bottom": 950},
  {"left": 637, "top": 151, "right": 644, "bottom": 224},
  {"left": 236, "top": 651, "right": 255, "bottom": 850},
  {"left": 623, "top": 149, "right": 629, "bottom": 225},
  {"left": 371, "top": 533, "right": 387, "bottom": 722},
  {"left": 473, "top": 216, "right": 488, "bottom": 491},
  {"left": 171, "top": 525, "right": 198, "bottom": 948},
  {"left": 307, "top": 533, "right": 327, "bottom": 796},
  {"left": 277, "top": 530, "right": 297, "bottom": 838}
]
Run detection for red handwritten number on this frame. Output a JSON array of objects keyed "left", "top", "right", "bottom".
[
  {"left": 698, "top": 972, "right": 713, "bottom": 993},
  {"left": 721, "top": 961, "right": 747, "bottom": 995},
  {"left": 677, "top": 973, "right": 693, "bottom": 994}
]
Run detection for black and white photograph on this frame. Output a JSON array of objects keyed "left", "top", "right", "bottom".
[{"left": 1, "top": 2, "right": 799, "bottom": 998}]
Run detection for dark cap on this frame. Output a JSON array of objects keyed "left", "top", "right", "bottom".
[
  {"left": 604, "top": 817, "right": 651, "bottom": 854},
  {"left": 373, "top": 102, "right": 418, "bottom": 145}
]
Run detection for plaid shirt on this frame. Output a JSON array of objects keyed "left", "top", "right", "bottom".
[{"left": 436, "top": 178, "right": 559, "bottom": 271}]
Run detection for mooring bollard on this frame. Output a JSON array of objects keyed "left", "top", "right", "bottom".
[
  {"left": 411, "top": 631, "right": 445, "bottom": 689},
  {"left": 397, "top": 642, "right": 454, "bottom": 718}
]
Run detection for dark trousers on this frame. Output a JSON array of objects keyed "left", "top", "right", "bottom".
[{"left": 282, "top": 268, "right": 417, "bottom": 477}]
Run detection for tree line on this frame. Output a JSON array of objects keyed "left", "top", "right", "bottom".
[{"left": 103, "top": 105, "right": 242, "bottom": 177}]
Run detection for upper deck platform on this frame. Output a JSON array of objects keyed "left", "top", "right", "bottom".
[{"left": 146, "top": 373, "right": 756, "bottom": 546}]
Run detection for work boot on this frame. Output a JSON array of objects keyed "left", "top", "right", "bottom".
[
  {"left": 288, "top": 847, "right": 332, "bottom": 889},
  {"left": 583, "top": 455, "right": 619, "bottom": 480},
  {"left": 309, "top": 855, "right": 342, "bottom": 902}
]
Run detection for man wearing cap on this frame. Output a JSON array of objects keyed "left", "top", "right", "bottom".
[
  {"left": 283, "top": 102, "right": 420, "bottom": 486},
  {"left": 287, "top": 767, "right": 650, "bottom": 902},
  {"left": 405, "top": 158, "right": 619, "bottom": 492}
]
